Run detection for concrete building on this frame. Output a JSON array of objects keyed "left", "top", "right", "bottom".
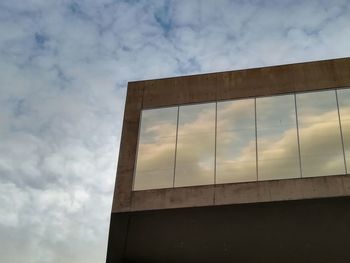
[{"left": 106, "top": 57, "right": 350, "bottom": 262}]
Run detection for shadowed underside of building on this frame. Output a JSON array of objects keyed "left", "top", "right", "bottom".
[
  {"left": 108, "top": 196, "right": 350, "bottom": 262},
  {"left": 107, "top": 57, "right": 350, "bottom": 263}
]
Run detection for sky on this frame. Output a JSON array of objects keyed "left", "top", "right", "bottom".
[{"left": 0, "top": 0, "right": 350, "bottom": 262}]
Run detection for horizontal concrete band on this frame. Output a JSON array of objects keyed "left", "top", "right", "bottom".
[
  {"left": 112, "top": 57, "right": 350, "bottom": 213},
  {"left": 119, "top": 174, "right": 350, "bottom": 212},
  {"left": 136, "top": 57, "right": 350, "bottom": 108}
]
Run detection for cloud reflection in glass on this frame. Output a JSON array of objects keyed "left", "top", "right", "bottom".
[
  {"left": 174, "top": 103, "right": 216, "bottom": 187},
  {"left": 216, "top": 99, "right": 256, "bottom": 183},
  {"left": 336, "top": 88, "right": 350, "bottom": 172},
  {"left": 256, "top": 94, "right": 301, "bottom": 180},
  {"left": 297, "top": 90, "right": 345, "bottom": 177},
  {"left": 133, "top": 88, "right": 350, "bottom": 191},
  {"left": 133, "top": 107, "right": 178, "bottom": 190}
]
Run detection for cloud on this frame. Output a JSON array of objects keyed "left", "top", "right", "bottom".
[{"left": 1, "top": 0, "right": 350, "bottom": 262}]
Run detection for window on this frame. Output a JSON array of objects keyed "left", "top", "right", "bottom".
[
  {"left": 216, "top": 99, "right": 256, "bottom": 183},
  {"left": 133, "top": 88, "right": 349, "bottom": 191},
  {"left": 335, "top": 88, "right": 349, "bottom": 173},
  {"left": 174, "top": 103, "right": 216, "bottom": 187},
  {"left": 256, "top": 94, "right": 300, "bottom": 180},
  {"left": 133, "top": 107, "right": 178, "bottom": 190},
  {"left": 297, "top": 90, "right": 345, "bottom": 177}
]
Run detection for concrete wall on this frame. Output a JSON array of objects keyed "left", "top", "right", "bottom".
[
  {"left": 107, "top": 196, "right": 350, "bottom": 263},
  {"left": 112, "top": 57, "right": 350, "bottom": 213}
]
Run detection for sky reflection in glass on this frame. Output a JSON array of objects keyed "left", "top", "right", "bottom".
[
  {"left": 133, "top": 88, "right": 350, "bottom": 191},
  {"left": 174, "top": 103, "right": 215, "bottom": 187},
  {"left": 256, "top": 94, "right": 300, "bottom": 180},
  {"left": 216, "top": 99, "right": 256, "bottom": 183},
  {"left": 297, "top": 90, "right": 345, "bottom": 177},
  {"left": 133, "top": 107, "right": 178, "bottom": 190},
  {"left": 337, "top": 88, "right": 350, "bottom": 172}
]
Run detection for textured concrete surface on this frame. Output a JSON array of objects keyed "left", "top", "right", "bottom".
[
  {"left": 112, "top": 57, "right": 350, "bottom": 213},
  {"left": 128, "top": 175, "right": 350, "bottom": 211},
  {"left": 112, "top": 85, "right": 143, "bottom": 212},
  {"left": 131, "top": 185, "right": 215, "bottom": 211}
]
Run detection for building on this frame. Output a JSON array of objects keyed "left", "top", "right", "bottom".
[{"left": 106, "top": 57, "right": 350, "bottom": 262}]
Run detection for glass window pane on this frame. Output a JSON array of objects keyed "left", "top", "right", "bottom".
[
  {"left": 297, "top": 90, "right": 345, "bottom": 177},
  {"left": 257, "top": 94, "right": 300, "bottom": 181},
  {"left": 174, "top": 103, "right": 215, "bottom": 187},
  {"left": 133, "top": 107, "right": 178, "bottom": 190},
  {"left": 216, "top": 99, "right": 256, "bottom": 183},
  {"left": 337, "top": 88, "right": 350, "bottom": 172}
]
